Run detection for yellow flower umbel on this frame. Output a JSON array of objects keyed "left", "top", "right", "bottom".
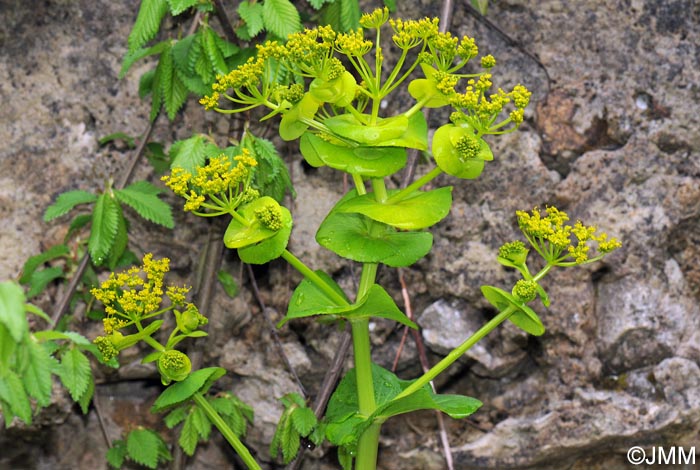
[
  {"left": 516, "top": 206, "right": 621, "bottom": 266},
  {"left": 91, "top": 253, "right": 198, "bottom": 362},
  {"left": 161, "top": 150, "right": 259, "bottom": 216}
]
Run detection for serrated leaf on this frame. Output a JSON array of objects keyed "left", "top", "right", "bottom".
[
  {"left": 128, "top": 0, "right": 169, "bottom": 53},
  {"left": 262, "top": 0, "right": 301, "bottom": 39},
  {"left": 139, "top": 68, "right": 156, "bottom": 99},
  {"left": 156, "top": 45, "right": 188, "bottom": 120},
  {"left": 307, "top": 0, "right": 329, "bottom": 10},
  {"left": 58, "top": 347, "right": 92, "bottom": 402},
  {"left": 169, "top": 135, "right": 208, "bottom": 172},
  {"left": 67, "top": 213, "right": 92, "bottom": 240},
  {"left": 20, "top": 244, "right": 69, "bottom": 284},
  {"left": 238, "top": 1, "right": 264, "bottom": 37},
  {"left": 212, "top": 31, "right": 240, "bottom": 58},
  {"left": 127, "top": 428, "right": 161, "bottom": 469},
  {"left": 339, "top": 0, "right": 360, "bottom": 31},
  {"left": 191, "top": 405, "right": 212, "bottom": 440},
  {"left": 245, "top": 134, "right": 295, "bottom": 202},
  {"left": 78, "top": 375, "right": 95, "bottom": 414},
  {"left": 120, "top": 41, "right": 169, "bottom": 79},
  {"left": 291, "top": 407, "right": 316, "bottom": 436},
  {"left": 0, "top": 370, "right": 32, "bottom": 425},
  {"left": 282, "top": 414, "right": 300, "bottom": 463},
  {"left": 106, "top": 440, "right": 127, "bottom": 469},
  {"left": 164, "top": 406, "right": 189, "bottom": 428},
  {"left": 44, "top": 190, "right": 97, "bottom": 222},
  {"left": 88, "top": 193, "right": 120, "bottom": 265},
  {"left": 168, "top": 0, "right": 199, "bottom": 15},
  {"left": 25, "top": 267, "right": 64, "bottom": 299},
  {"left": 0, "top": 281, "right": 28, "bottom": 343},
  {"left": 204, "top": 28, "right": 228, "bottom": 75},
  {"left": 23, "top": 338, "right": 53, "bottom": 407},
  {"left": 115, "top": 183, "right": 174, "bottom": 228},
  {"left": 179, "top": 413, "right": 199, "bottom": 455}
]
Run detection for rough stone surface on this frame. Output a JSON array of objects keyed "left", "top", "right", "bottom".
[{"left": 2, "top": 0, "right": 700, "bottom": 469}]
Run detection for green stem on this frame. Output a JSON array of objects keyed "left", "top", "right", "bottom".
[
  {"left": 134, "top": 321, "right": 165, "bottom": 352},
  {"left": 370, "top": 178, "right": 388, "bottom": 203},
  {"left": 193, "top": 393, "right": 261, "bottom": 470},
  {"left": 354, "top": 422, "right": 381, "bottom": 470},
  {"left": 352, "top": 173, "right": 367, "bottom": 195},
  {"left": 393, "top": 305, "right": 516, "bottom": 401},
  {"left": 281, "top": 250, "right": 349, "bottom": 306},
  {"left": 386, "top": 167, "right": 443, "bottom": 204}
]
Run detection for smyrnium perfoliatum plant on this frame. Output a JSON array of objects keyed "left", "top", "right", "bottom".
[{"left": 156, "top": 7, "right": 622, "bottom": 469}]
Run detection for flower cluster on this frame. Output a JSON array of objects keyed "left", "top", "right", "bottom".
[
  {"left": 516, "top": 207, "right": 621, "bottom": 265},
  {"left": 161, "top": 150, "right": 258, "bottom": 214}
]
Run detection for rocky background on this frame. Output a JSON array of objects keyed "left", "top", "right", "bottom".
[{"left": 1, "top": 0, "right": 699, "bottom": 469}]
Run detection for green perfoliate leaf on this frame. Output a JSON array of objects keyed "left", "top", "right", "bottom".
[
  {"left": 336, "top": 187, "right": 453, "bottom": 230},
  {"left": 279, "top": 93, "right": 319, "bottom": 141},
  {"left": 238, "top": 1, "right": 264, "bottom": 37},
  {"left": 44, "top": 190, "right": 98, "bottom": 222},
  {"left": 128, "top": 0, "right": 169, "bottom": 53},
  {"left": 167, "top": 0, "right": 199, "bottom": 15},
  {"left": 127, "top": 428, "right": 163, "bottom": 469},
  {"left": 316, "top": 210, "right": 433, "bottom": 267},
  {"left": 58, "top": 347, "right": 92, "bottom": 402},
  {"left": 0, "top": 281, "right": 28, "bottom": 342},
  {"left": 23, "top": 339, "right": 53, "bottom": 407},
  {"left": 236, "top": 205, "right": 293, "bottom": 264},
  {"left": 279, "top": 271, "right": 349, "bottom": 327},
  {"left": 88, "top": 193, "right": 120, "bottom": 265},
  {"left": 262, "top": 0, "right": 301, "bottom": 39},
  {"left": 323, "top": 112, "right": 428, "bottom": 150},
  {"left": 106, "top": 440, "right": 127, "bottom": 469},
  {"left": 481, "top": 285, "right": 545, "bottom": 336},
  {"left": 224, "top": 197, "right": 284, "bottom": 249},
  {"left": 151, "top": 367, "right": 226, "bottom": 412},
  {"left": 115, "top": 181, "right": 174, "bottom": 228},
  {"left": 0, "top": 370, "right": 32, "bottom": 425},
  {"left": 299, "top": 133, "right": 407, "bottom": 177}
]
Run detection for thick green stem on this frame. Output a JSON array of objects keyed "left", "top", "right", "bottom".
[
  {"left": 370, "top": 178, "right": 388, "bottom": 203},
  {"left": 354, "top": 422, "right": 381, "bottom": 470},
  {"left": 393, "top": 305, "right": 516, "bottom": 401},
  {"left": 193, "top": 393, "right": 261, "bottom": 470},
  {"left": 134, "top": 321, "right": 165, "bottom": 352}
]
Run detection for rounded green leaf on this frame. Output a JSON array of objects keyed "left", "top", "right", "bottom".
[
  {"left": 237, "top": 206, "right": 293, "bottom": 264},
  {"left": 316, "top": 210, "right": 432, "bottom": 267},
  {"left": 309, "top": 71, "right": 356, "bottom": 107},
  {"left": 407, "top": 78, "right": 451, "bottom": 108},
  {"left": 299, "top": 133, "right": 406, "bottom": 177},
  {"left": 432, "top": 124, "right": 492, "bottom": 179},
  {"left": 481, "top": 285, "right": 545, "bottom": 336},
  {"left": 279, "top": 93, "right": 319, "bottom": 141},
  {"left": 324, "top": 114, "right": 407, "bottom": 146},
  {"left": 224, "top": 197, "right": 283, "bottom": 249},
  {"left": 336, "top": 187, "right": 452, "bottom": 230}
]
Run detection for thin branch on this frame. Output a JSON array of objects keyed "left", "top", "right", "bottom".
[
  {"left": 212, "top": 0, "right": 238, "bottom": 44},
  {"left": 93, "top": 386, "right": 113, "bottom": 450}
]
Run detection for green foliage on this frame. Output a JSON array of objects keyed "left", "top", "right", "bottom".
[
  {"left": 243, "top": 132, "right": 295, "bottom": 203},
  {"left": 151, "top": 367, "right": 226, "bottom": 412},
  {"left": 108, "top": 428, "right": 172, "bottom": 469},
  {"left": 0, "top": 283, "right": 98, "bottom": 426},
  {"left": 470, "top": 0, "right": 490, "bottom": 15},
  {"left": 115, "top": 181, "right": 175, "bottom": 228},
  {"left": 262, "top": 0, "right": 302, "bottom": 39},
  {"left": 44, "top": 190, "right": 97, "bottom": 222},
  {"left": 216, "top": 270, "right": 239, "bottom": 298},
  {"left": 128, "top": 0, "right": 169, "bottom": 53},
  {"left": 324, "top": 363, "right": 481, "bottom": 450},
  {"left": 270, "top": 392, "right": 318, "bottom": 464},
  {"left": 481, "top": 285, "right": 545, "bottom": 336}
]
